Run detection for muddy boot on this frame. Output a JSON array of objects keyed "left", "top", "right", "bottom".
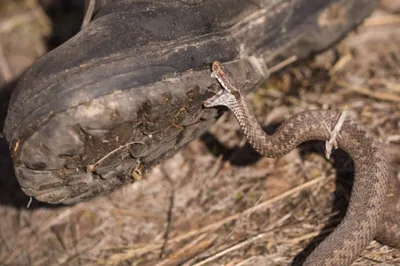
[{"left": 4, "top": 0, "right": 377, "bottom": 204}]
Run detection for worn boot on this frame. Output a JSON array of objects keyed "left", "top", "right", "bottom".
[{"left": 4, "top": 0, "right": 377, "bottom": 204}]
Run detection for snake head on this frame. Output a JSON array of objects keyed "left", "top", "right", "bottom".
[{"left": 203, "top": 61, "right": 242, "bottom": 108}]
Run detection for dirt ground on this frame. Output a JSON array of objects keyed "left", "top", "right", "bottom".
[{"left": 1, "top": 1, "right": 400, "bottom": 266}]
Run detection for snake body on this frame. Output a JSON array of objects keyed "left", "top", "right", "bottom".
[{"left": 204, "top": 61, "right": 400, "bottom": 265}]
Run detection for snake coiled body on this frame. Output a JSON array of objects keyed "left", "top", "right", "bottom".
[{"left": 204, "top": 61, "right": 400, "bottom": 265}]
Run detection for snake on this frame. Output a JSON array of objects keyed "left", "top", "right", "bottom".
[{"left": 203, "top": 61, "right": 400, "bottom": 265}]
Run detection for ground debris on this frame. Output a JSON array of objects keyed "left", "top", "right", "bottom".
[{"left": 1, "top": 3, "right": 400, "bottom": 266}]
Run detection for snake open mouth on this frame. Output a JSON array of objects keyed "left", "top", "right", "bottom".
[{"left": 203, "top": 89, "right": 226, "bottom": 107}]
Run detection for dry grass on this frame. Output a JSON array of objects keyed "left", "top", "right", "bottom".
[{"left": 1, "top": 2, "right": 400, "bottom": 266}]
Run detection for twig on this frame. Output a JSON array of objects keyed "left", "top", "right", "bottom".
[
  {"left": 324, "top": 107, "right": 348, "bottom": 159},
  {"left": 0, "top": 46, "right": 12, "bottom": 81},
  {"left": 364, "top": 14, "right": 400, "bottom": 27},
  {"left": 208, "top": 155, "right": 224, "bottom": 178},
  {"left": 105, "top": 244, "right": 162, "bottom": 266},
  {"left": 283, "top": 228, "right": 333, "bottom": 244},
  {"left": 191, "top": 233, "right": 269, "bottom": 266},
  {"left": 158, "top": 235, "right": 216, "bottom": 266},
  {"left": 87, "top": 141, "right": 145, "bottom": 172},
  {"left": 268, "top": 55, "right": 298, "bottom": 74},
  {"left": 335, "top": 80, "right": 400, "bottom": 102},
  {"left": 282, "top": 217, "right": 343, "bottom": 244},
  {"left": 235, "top": 256, "right": 265, "bottom": 266},
  {"left": 27, "top": 197, "right": 33, "bottom": 209},
  {"left": 329, "top": 53, "right": 352, "bottom": 75},
  {"left": 159, "top": 167, "right": 175, "bottom": 259},
  {"left": 82, "top": 0, "right": 96, "bottom": 29}
]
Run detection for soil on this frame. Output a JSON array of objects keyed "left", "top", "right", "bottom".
[{"left": 0, "top": 1, "right": 400, "bottom": 265}]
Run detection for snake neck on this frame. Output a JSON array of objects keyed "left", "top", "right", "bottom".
[
  {"left": 226, "top": 96, "right": 315, "bottom": 158},
  {"left": 228, "top": 97, "right": 272, "bottom": 155}
]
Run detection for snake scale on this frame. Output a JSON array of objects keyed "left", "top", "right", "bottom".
[{"left": 204, "top": 61, "right": 400, "bottom": 265}]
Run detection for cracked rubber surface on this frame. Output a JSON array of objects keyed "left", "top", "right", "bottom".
[{"left": 4, "top": 0, "right": 377, "bottom": 204}]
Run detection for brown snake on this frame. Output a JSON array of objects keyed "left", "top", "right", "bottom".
[{"left": 204, "top": 61, "right": 400, "bottom": 265}]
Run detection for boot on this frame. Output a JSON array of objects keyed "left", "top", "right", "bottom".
[{"left": 4, "top": 0, "right": 377, "bottom": 204}]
